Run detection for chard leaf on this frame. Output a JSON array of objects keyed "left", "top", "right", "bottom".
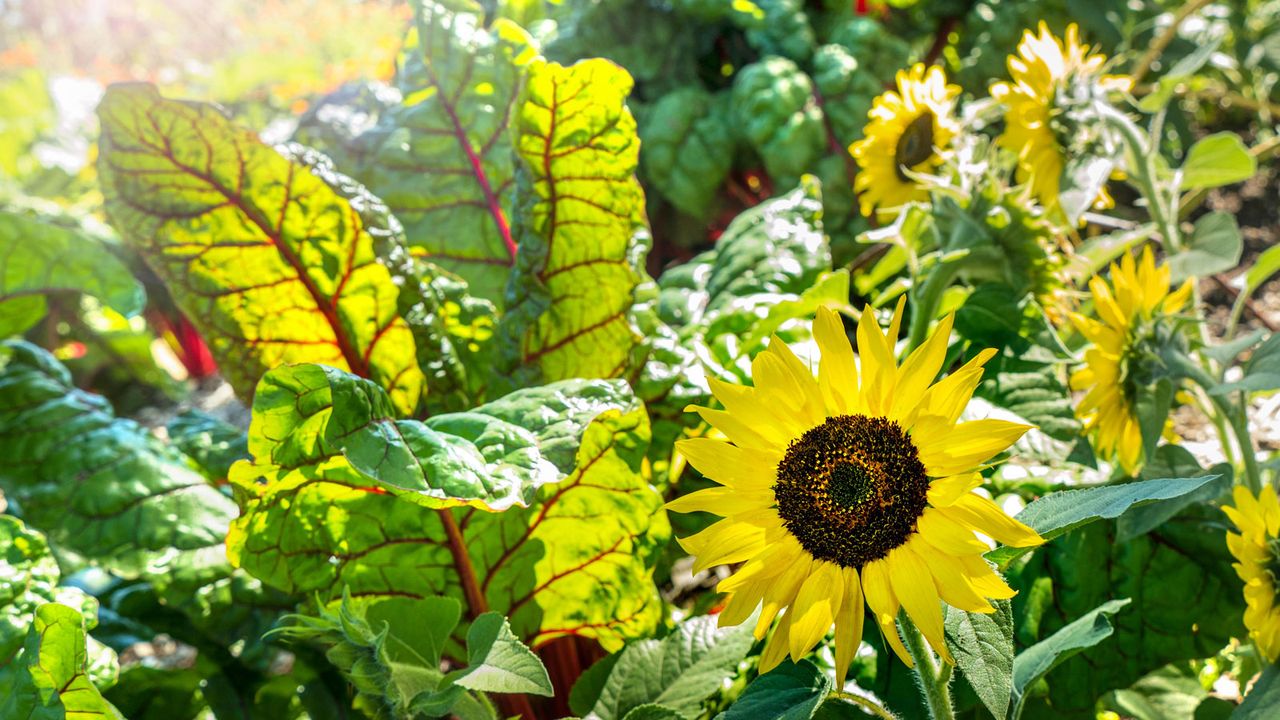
[
  {"left": 97, "top": 83, "right": 424, "bottom": 415},
  {"left": 0, "top": 340, "right": 238, "bottom": 578},
  {"left": 638, "top": 87, "right": 736, "bottom": 220},
  {"left": 0, "top": 603, "right": 124, "bottom": 720},
  {"left": 0, "top": 210, "right": 144, "bottom": 337},
  {"left": 228, "top": 365, "right": 668, "bottom": 651},
  {"left": 497, "top": 58, "right": 652, "bottom": 389},
  {"left": 359, "top": 0, "right": 536, "bottom": 307},
  {"left": 731, "top": 58, "right": 825, "bottom": 184}
]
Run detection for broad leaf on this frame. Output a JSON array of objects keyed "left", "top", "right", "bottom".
[
  {"left": 715, "top": 660, "right": 830, "bottom": 720},
  {"left": 639, "top": 87, "right": 735, "bottom": 220},
  {"left": 987, "top": 475, "right": 1220, "bottom": 567},
  {"left": 97, "top": 83, "right": 424, "bottom": 415},
  {"left": 1009, "top": 599, "right": 1131, "bottom": 719},
  {"left": 0, "top": 603, "right": 124, "bottom": 720},
  {"left": 452, "top": 611, "right": 553, "bottom": 696},
  {"left": 497, "top": 58, "right": 651, "bottom": 389},
  {"left": 166, "top": 410, "right": 249, "bottom": 483},
  {"left": 588, "top": 613, "right": 757, "bottom": 720},
  {"left": 1180, "top": 133, "right": 1256, "bottom": 190},
  {"left": 0, "top": 340, "right": 238, "bottom": 577},
  {"left": 358, "top": 0, "right": 536, "bottom": 306},
  {"left": 1167, "top": 212, "right": 1243, "bottom": 283},
  {"left": 1210, "top": 331, "right": 1280, "bottom": 395},
  {"left": 946, "top": 600, "right": 1013, "bottom": 720},
  {"left": 0, "top": 210, "right": 144, "bottom": 337},
  {"left": 228, "top": 365, "right": 668, "bottom": 651},
  {"left": 731, "top": 57, "right": 825, "bottom": 183}
]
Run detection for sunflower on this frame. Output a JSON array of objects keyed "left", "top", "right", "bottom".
[
  {"left": 1224, "top": 485, "right": 1280, "bottom": 662},
  {"left": 1068, "top": 247, "right": 1192, "bottom": 474},
  {"left": 990, "top": 23, "right": 1131, "bottom": 213},
  {"left": 668, "top": 302, "right": 1043, "bottom": 683},
  {"left": 850, "top": 64, "right": 960, "bottom": 218}
]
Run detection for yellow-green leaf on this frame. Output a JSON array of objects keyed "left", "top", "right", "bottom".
[
  {"left": 498, "top": 58, "right": 651, "bottom": 388},
  {"left": 97, "top": 83, "right": 423, "bottom": 415}
]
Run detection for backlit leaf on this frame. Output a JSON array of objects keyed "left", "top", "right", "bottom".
[
  {"left": 497, "top": 58, "right": 652, "bottom": 389},
  {"left": 1180, "top": 133, "right": 1256, "bottom": 190},
  {"left": 97, "top": 83, "right": 423, "bottom": 415},
  {"left": 0, "top": 603, "right": 124, "bottom": 720}
]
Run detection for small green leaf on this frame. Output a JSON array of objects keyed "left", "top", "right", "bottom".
[
  {"left": 1210, "top": 331, "right": 1280, "bottom": 395},
  {"left": 1010, "top": 599, "right": 1131, "bottom": 720},
  {"left": 1235, "top": 663, "right": 1280, "bottom": 719},
  {"left": 987, "top": 475, "right": 1220, "bottom": 567},
  {"left": 366, "top": 596, "right": 461, "bottom": 669},
  {"left": 1180, "top": 133, "right": 1256, "bottom": 190},
  {"left": 715, "top": 660, "right": 830, "bottom": 720},
  {"left": 1244, "top": 244, "right": 1280, "bottom": 301},
  {"left": 589, "top": 613, "right": 757, "bottom": 720},
  {"left": 1167, "top": 212, "right": 1243, "bottom": 282},
  {"left": 1134, "top": 377, "right": 1174, "bottom": 466},
  {"left": 946, "top": 600, "right": 1013, "bottom": 720},
  {"left": 453, "top": 612, "right": 553, "bottom": 696}
]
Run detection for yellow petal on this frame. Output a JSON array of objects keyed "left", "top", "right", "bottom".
[
  {"left": 890, "top": 314, "right": 954, "bottom": 423},
  {"left": 677, "top": 511, "right": 775, "bottom": 573},
  {"left": 958, "top": 554, "right": 1017, "bottom": 600},
  {"left": 857, "top": 303, "right": 898, "bottom": 415},
  {"left": 887, "top": 544, "right": 953, "bottom": 664},
  {"left": 758, "top": 609, "right": 794, "bottom": 674},
  {"left": 926, "top": 472, "right": 984, "bottom": 507},
  {"left": 688, "top": 406, "right": 779, "bottom": 452},
  {"left": 917, "top": 419, "right": 1032, "bottom": 477},
  {"left": 664, "top": 485, "right": 774, "bottom": 515},
  {"left": 917, "top": 506, "right": 992, "bottom": 555},
  {"left": 675, "top": 437, "right": 778, "bottom": 490},
  {"left": 788, "top": 561, "right": 843, "bottom": 661},
  {"left": 861, "top": 557, "right": 912, "bottom": 666},
  {"left": 814, "top": 306, "right": 859, "bottom": 415},
  {"left": 833, "top": 566, "right": 865, "bottom": 688},
  {"left": 765, "top": 335, "right": 826, "bottom": 426},
  {"left": 917, "top": 539, "right": 995, "bottom": 613},
  {"left": 909, "top": 348, "right": 997, "bottom": 428},
  {"left": 941, "top": 493, "right": 1044, "bottom": 548},
  {"left": 706, "top": 375, "right": 798, "bottom": 446}
]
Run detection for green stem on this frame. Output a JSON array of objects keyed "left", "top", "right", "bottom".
[
  {"left": 1178, "top": 355, "right": 1262, "bottom": 492},
  {"left": 899, "top": 614, "right": 955, "bottom": 720},
  {"left": 829, "top": 690, "right": 899, "bottom": 720},
  {"left": 907, "top": 261, "right": 962, "bottom": 353},
  {"left": 1099, "top": 105, "right": 1182, "bottom": 253}
]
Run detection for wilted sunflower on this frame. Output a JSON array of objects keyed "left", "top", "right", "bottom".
[
  {"left": 990, "top": 23, "right": 1131, "bottom": 213},
  {"left": 668, "top": 302, "right": 1043, "bottom": 683},
  {"left": 1224, "top": 485, "right": 1280, "bottom": 662},
  {"left": 1068, "top": 247, "right": 1191, "bottom": 474},
  {"left": 850, "top": 63, "right": 960, "bottom": 217}
]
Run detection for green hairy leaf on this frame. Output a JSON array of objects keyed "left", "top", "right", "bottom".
[
  {"left": 229, "top": 363, "right": 668, "bottom": 651},
  {"left": 946, "top": 600, "right": 1014, "bottom": 720},
  {"left": 715, "top": 660, "right": 830, "bottom": 720},
  {"left": 0, "top": 340, "right": 238, "bottom": 577},
  {"left": 1235, "top": 664, "right": 1280, "bottom": 719},
  {"left": 497, "top": 57, "right": 652, "bottom": 389},
  {"left": 0, "top": 210, "right": 144, "bottom": 337},
  {"left": 97, "top": 83, "right": 424, "bottom": 415},
  {"left": 358, "top": 0, "right": 536, "bottom": 307},
  {"left": 586, "top": 613, "right": 757, "bottom": 720},
  {"left": 452, "top": 611, "right": 553, "bottom": 696},
  {"left": 1010, "top": 599, "right": 1131, "bottom": 719},
  {"left": 988, "top": 475, "right": 1220, "bottom": 567}
]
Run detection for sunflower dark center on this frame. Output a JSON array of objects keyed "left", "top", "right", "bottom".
[
  {"left": 773, "top": 414, "right": 930, "bottom": 568},
  {"left": 894, "top": 111, "right": 936, "bottom": 181}
]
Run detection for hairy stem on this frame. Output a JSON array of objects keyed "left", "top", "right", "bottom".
[
  {"left": 830, "top": 690, "right": 900, "bottom": 720},
  {"left": 899, "top": 613, "right": 955, "bottom": 720}
]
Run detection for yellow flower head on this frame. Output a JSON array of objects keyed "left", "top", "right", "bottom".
[
  {"left": 1068, "top": 246, "right": 1192, "bottom": 474},
  {"left": 668, "top": 301, "right": 1043, "bottom": 682},
  {"left": 990, "top": 23, "right": 1131, "bottom": 212},
  {"left": 850, "top": 64, "right": 960, "bottom": 217},
  {"left": 1224, "top": 485, "right": 1280, "bottom": 662}
]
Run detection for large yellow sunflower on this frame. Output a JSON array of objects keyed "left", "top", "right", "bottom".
[
  {"left": 1224, "top": 485, "right": 1280, "bottom": 662},
  {"left": 850, "top": 64, "right": 960, "bottom": 218},
  {"left": 1068, "top": 247, "right": 1192, "bottom": 474},
  {"left": 668, "top": 302, "right": 1043, "bottom": 683},
  {"left": 990, "top": 23, "right": 1131, "bottom": 212}
]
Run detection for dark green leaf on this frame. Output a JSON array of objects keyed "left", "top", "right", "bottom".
[
  {"left": 731, "top": 58, "right": 825, "bottom": 182},
  {"left": 165, "top": 410, "right": 249, "bottom": 483},
  {"left": 1210, "top": 332, "right": 1280, "bottom": 395},
  {"left": 1010, "top": 599, "right": 1131, "bottom": 719},
  {"left": 1234, "top": 664, "right": 1280, "bottom": 718},
  {"left": 0, "top": 603, "right": 125, "bottom": 720},
  {"left": 639, "top": 88, "right": 735, "bottom": 220},
  {"left": 715, "top": 660, "right": 830, "bottom": 720},
  {"left": 622, "top": 705, "right": 687, "bottom": 720}
]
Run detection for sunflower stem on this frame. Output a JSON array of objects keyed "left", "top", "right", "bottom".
[
  {"left": 899, "top": 613, "right": 955, "bottom": 720},
  {"left": 829, "top": 690, "right": 900, "bottom": 720},
  {"left": 1098, "top": 104, "right": 1182, "bottom": 254},
  {"left": 907, "top": 261, "right": 962, "bottom": 353}
]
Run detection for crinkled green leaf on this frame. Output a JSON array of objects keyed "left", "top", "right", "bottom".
[
  {"left": 638, "top": 87, "right": 735, "bottom": 220},
  {"left": 229, "top": 365, "right": 668, "bottom": 651},
  {"left": 97, "top": 83, "right": 424, "bottom": 415},
  {"left": 0, "top": 340, "right": 238, "bottom": 577},
  {"left": 811, "top": 45, "right": 880, "bottom": 145},
  {"left": 825, "top": 17, "right": 911, "bottom": 83},
  {"left": 0, "top": 603, "right": 124, "bottom": 720},
  {"left": 588, "top": 613, "right": 756, "bottom": 720},
  {"left": 946, "top": 600, "right": 1013, "bottom": 720},
  {"left": 741, "top": 0, "right": 815, "bottom": 62},
  {"left": 731, "top": 58, "right": 825, "bottom": 183},
  {"left": 987, "top": 475, "right": 1220, "bottom": 568},
  {"left": 715, "top": 660, "right": 830, "bottom": 720},
  {"left": 358, "top": 1, "right": 537, "bottom": 307},
  {"left": 497, "top": 58, "right": 652, "bottom": 389},
  {"left": 544, "top": 0, "right": 698, "bottom": 91},
  {"left": 0, "top": 210, "right": 144, "bottom": 337},
  {"left": 1010, "top": 599, "right": 1131, "bottom": 720},
  {"left": 165, "top": 410, "right": 249, "bottom": 483}
]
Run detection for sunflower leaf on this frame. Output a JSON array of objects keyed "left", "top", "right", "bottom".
[
  {"left": 452, "top": 611, "right": 553, "bottom": 696},
  {"left": 1235, "top": 663, "right": 1280, "bottom": 719},
  {"left": 1179, "top": 133, "right": 1256, "bottom": 191},
  {"left": 588, "top": 613, "right": 757, "bottom": 720},
  {"left": 1009, "top": 598, "right": 1131, "bottom": 720},
  {"left": 986, "top": 475, "right": 1220, "bottom": 568},
  {"left": 945, "top": 600, "right": 1013, "bottom": 719},
  {"left": 715, "top": 660, "right": 830, "bottom": 720},
  {"left": 97, "top": 83, "right": 424, "bottom": 415}
]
